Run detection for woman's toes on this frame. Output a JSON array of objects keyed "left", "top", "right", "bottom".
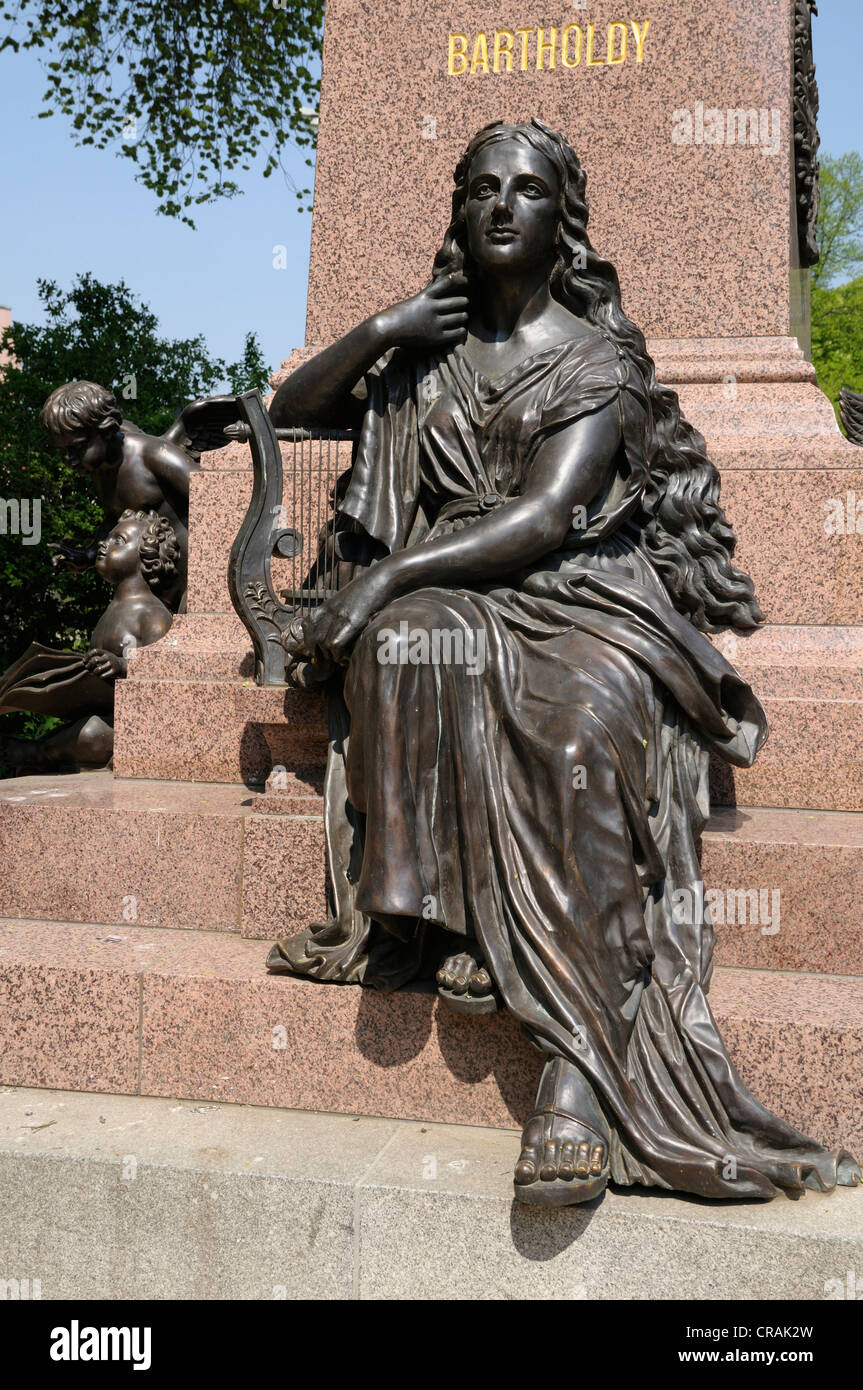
[
  {"left": 470, "top": 967, "right": 493, "bottom": 995},
  {"left": 437, "top": 954, "right": 478, "bottom": 993},
  {"left": 589, "top": 1145, "right": 605, "bottom": 1177},
  {"left": 437, "top": 960, "right": 457, "bottom": 989},
  {"left": 447, "top": 954, "right": 470, "bottom": 993},
  {"left": 574, "top": 1141, "right": 592, "bottom": 1178},
  {"left": 514, "top": 1146, "right": 539, "bottom": 1185},
  {"left": 557, "top": 1141, "right": 577, "bottom": 1182},
  {"left": 540, "top": 1140, "right": 559, "bottom": 1181}
]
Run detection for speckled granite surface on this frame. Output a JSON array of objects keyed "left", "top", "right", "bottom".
[
  {"left": 2, "top": 773, "right": 861, "bottom": 975},
  {"left": 306, "top": 0, "right": 795, "bottom": 343},
  {"left": 0, "top": 918, "right": 860, "bottom": 1150}
]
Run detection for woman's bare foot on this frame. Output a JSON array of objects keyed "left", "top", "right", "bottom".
[
  {"left": 436, "top": 951, "right": 498, "bottom": 1013},
  {"left": 514, "top": 1055, "right": 610, "bottom": 1206}
]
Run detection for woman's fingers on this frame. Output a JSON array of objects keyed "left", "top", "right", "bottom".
[
  {"left": 427, "top": 272, "right": 468, "bottom": 298},
  {"left": 433, "top": 298, "right": 469, "bottom": 316},
  {"left": 301, "top": 611, "right": 350, "bottom": 665}
]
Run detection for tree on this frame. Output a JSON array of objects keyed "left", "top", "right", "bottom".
[
  {"left": 0, "top": 0, "right": 324, "bottom": 224},
  {"left": 811, "top": 153, "right": 863, "bottom": 290},
  {"left": 811, "top": 274, "right": 863, "bottom": 418},
  {"left": 0, "top": 272, "right": 270, "bottom": 766},
  {"left": 810, "top": 154, "right": 863, "bottom": 423}
]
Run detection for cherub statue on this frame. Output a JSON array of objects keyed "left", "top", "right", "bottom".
[
  {"left": 0, "top": 509, "right": 179, "bottom": 773},
  {"left": 42, "top": 380, "right": 239, "bottom": 610}
]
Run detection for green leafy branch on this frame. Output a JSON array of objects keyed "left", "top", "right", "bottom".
[{"left": 0, "top": 0, "right": 324, "bottom": 225}]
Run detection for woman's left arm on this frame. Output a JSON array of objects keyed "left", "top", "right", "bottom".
[{"left": 300, "top": 401, "right": 621, "bottom": 665}]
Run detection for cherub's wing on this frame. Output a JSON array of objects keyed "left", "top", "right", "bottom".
[{"left": 162, "top": 395, "right": 243, "bottom": 460}]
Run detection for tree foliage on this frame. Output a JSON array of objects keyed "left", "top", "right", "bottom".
[
  {"left": 0, "top": 0, "right": 324, "bottom": 223},
  {"left": 0, "top": 272, "right": 270, "bottom": 711},
  {"left": 810, "top": 154, "right": 863, "bottom": 423},
  {"left": 811, "top": 274, "right": 863, "bottom": 419},
  {"left": 811, "top": 153, "right": 863, "bottom": 290}
]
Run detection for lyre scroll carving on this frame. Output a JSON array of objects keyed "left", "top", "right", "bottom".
[{"left": 226, "top": 389, "right": 356, "bottom": 685}]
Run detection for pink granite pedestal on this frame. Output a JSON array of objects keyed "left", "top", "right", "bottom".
[{"left": 2, "top": 0, "right": 861, "bottom": 1165}]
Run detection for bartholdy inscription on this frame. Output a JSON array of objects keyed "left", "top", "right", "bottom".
[{"left": 448, "top": 20, "right": 652, "bottom": 75}]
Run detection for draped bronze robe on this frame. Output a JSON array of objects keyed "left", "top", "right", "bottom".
[{"left": 271, "top": 332, "right": 852, "bottom": 1200}]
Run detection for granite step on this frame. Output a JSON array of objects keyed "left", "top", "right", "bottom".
[
  {"left": 1, "top": 1085, "right": 860, "bottom": 1301},
  {"left": 114, "top": 670, "right": 863, "bottom": 809},
  {"left": 114, "top": 621, "right": 863, "bottom": 809},
  {"left": 0, "top": 918, "right": 860, "bottom": 1154},
  {"left": 114, "top": 675, "right": 329, "bottom": 784},
  {"left": 2, "top": 772, "right": 862, "bottom": 975},
  {"left": 0, "top": 771, "right": 327, "bottom": 941}
]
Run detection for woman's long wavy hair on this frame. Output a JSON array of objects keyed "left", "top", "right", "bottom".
[{"left": 431, "top": 119, "right": 762, "bottom": 632}]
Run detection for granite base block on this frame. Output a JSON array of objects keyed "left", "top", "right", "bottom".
[
  {"left": 702, "top": 808, "right": 863, "bottom": 976},
  {"left": 1, "top": 1088, "right": 860, "bottom": 1301},
  {"left": 113, "top": 665, "right": 863, "bottom": 809},
  {"left": 710, "top": 696, "right": 863, "bottom": 812}
]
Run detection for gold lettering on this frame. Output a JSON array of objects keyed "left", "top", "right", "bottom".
[
  {"left": 561, "top": 23, "right": 583, "bottom": 68},
  {"left": 608, "top": 21, "right": 627, "bottom": 65},
  {"left": 493, "top": 29, "right": 515, "bottom": 74},
  {"left": 631, "top": 18, "right": 652, "bottom": 63},
  {"left": 537, "top": 26, "right": 557, "bottom": 70},
  {"left": 449, "top": 18, "right": 654, "bottom": 78},
  {"left": 586, "top": 22, "right": 605, "bottom": 66},
  {"left": 515, "top": 27, "right": 534, "bottom": 72},
  {"left": 470, "top": 31, "right": 489, "bottom": 75},
  {"left": 448, "top": 33, "right": 468, "bottom": 76}
]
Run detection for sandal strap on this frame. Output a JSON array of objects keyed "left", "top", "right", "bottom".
[{"left": 538, "top": 1106, "right": 607, "bottom": 1148}]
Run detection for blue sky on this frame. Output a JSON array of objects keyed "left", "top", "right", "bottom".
[{"left": 0, "top": 3, "right": 860, "bottom": 375}]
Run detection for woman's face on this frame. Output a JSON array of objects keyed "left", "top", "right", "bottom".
[{"left": 464, "top": 139, "right": 561, "bottom": 276}]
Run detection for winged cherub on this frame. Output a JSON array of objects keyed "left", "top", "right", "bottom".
[{"left": 41, "top": 380, "right": 240, "bottom": 610}]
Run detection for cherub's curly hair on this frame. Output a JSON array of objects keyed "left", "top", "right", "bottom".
[
  {"left": 41, "top": 381, "right": 123, "bottom": 440},
  {"left": 431, "top": 119, "right": 763, "bottom": 633},
  {"left": 117, "top": 509, "right": 180, "bottom": 591}
]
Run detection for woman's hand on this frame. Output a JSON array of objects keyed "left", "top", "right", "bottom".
[
  {"left": 293, "top": 566, "right": 394, "bottom": 666},
  {"left": 377, "top": 272, "right": 469, "bottom": 353}
]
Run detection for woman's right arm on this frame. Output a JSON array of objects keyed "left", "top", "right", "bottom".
[{"left": 269, "top": 272, "right": 469, "bottom": 430}]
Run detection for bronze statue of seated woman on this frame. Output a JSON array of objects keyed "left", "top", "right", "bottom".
[
  {"left": 264, "top": 119, "right": 860, "bottom": 1206},
  {"left": 0, "top": 509, "right": 178, "bottom": 773}
]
